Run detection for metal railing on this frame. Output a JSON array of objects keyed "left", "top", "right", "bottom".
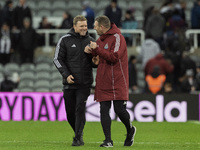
[
  {"left": 185, "top": 29, "right": 200, "bottom": 50},
  {"left": 36, "top": 29, "right": 145, "bottom": 47}
]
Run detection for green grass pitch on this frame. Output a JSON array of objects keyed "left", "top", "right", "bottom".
[{"left": 0, "top": 121, "right": 199, "bottom": 150}]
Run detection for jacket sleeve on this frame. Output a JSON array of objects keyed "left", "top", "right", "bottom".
[
  {"left": 94, "top": 34, "right": 125, "bottom": 63},
  {"left": 53, "top": 38, "right": 70, "bottom": 79}
]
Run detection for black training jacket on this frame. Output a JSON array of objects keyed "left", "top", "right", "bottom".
[{"left": 53, "top": 28, "right": 95, "bottom": 89}]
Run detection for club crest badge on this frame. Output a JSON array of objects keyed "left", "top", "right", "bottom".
[{"left": 104, "top": 43, "right": 108, "bottom": 49}]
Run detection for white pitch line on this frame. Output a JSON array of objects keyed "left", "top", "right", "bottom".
[
  {"left": 0, "top": 141, "right": 199, "bottom": 145},
  {"left": 190, "top": 121, "right": 200, "bottom": 125}
]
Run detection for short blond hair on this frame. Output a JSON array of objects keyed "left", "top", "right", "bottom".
[{"left": 73, "top": 15, "right": 87, "bottom": 25}]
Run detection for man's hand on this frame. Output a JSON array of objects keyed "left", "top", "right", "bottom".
[
  {"left": 67, "top": 75, "right": 74, "bottom": 84},
  {"left": 90, "top": 41, "right": 97, "bottom": 49},
  {"left": 92, "top": 55, "right": 99, "bottom": 65},
  {"left": 84, "top": 45, "right": 92, "bottom": 54}
]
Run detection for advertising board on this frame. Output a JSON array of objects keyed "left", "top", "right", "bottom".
[{"left": 0, "top": 93, "right": 199, "bottom": 122}]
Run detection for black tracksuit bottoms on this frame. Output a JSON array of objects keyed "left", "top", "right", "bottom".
[
  {"left": 100, "top": 100, "right": 132, "bottom": 141},
  {"left": 63, "top": 88, "right": 90, "bottom": 139}
]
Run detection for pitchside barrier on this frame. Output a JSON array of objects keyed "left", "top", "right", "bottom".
[{"left": 0, "top": 92, "right": 199, "bottom": 122}]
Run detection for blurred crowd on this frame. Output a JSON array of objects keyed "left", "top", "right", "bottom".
[{"left": 0, "top": 0, "right": 200, "bottom": 93}]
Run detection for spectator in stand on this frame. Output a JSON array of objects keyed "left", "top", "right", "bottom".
[
  {"left": 0, "top": 0, "right": 14, "bottom": 28},
  {"left": 18, "top": 17, "right": 37, "bottom": 64},
  {"left": 179, "top": 52, "right": 197, "bottom": 86},
  {"left": 143, "top": 6, "right": 154, "bottom": 29},
  {"left": 180, "top": 69, "right": 196, "bottom": 93},
  {"left": 122, "top": 9, "right": 138, "bottom": 46},
  {"left": 139, "top": 34, "right": 161, "bottom": 69},
  {"left": 38, "top": 16, "right": 56, "bottom": 46},
  {"left": 194, "top": 67, "right": 200, "bottom": 91},
  {"left": 145, "top": 8, "right": 165, "bottom": 49},
  {"left": 0, "top": 71, "right": 19, "bottom": 92},
  {"left": 166, "top": 8, "right": 186, "bottom": 36},
  {"left": 178, "top": 1, "right": 187, "bottom": 23},
  {"left": 196, "top": 63, "right": 200, "bottom": 74},
  {"left": 144, "top": 53, "right": 174, "bottom": 80},
  {"left": 145, "top": 65, "right": 166, "bottom": 94},
  {"left": 164, "top": 82, "right": 173, "bottom": 93},
  {"left": 191, "top": 0, "right": 200, "bottom": 46},
  {"left": 81, "top": 1, "right": 95, "bottom": 29},
  {"left": 12, "top": 0, "right": 32, "bottom": 30},
  {"left": 128, "top": 55, "right": 138, "bottom": 93},
  {"left": 160, "top": 0, "right": 174, "bottom": 22},
  {"left": 59, "top": 11, "right": 73, "bottom": 29},
  {"left": 0, "top": 22, "right": 15, "bottom": 65},
  {"left": 104, "top": 0, "right": 122, "bottom": 27},
  {"left": 191, "top": 0, "right": 200, "bottom": 29}
]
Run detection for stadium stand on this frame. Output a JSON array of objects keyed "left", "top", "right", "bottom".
[
  {"left": 35, "top": 80, "right": 50, "bottom": 89},
  {"left": 18, "top": 79, "right": 34, "bottom": 89},
  {"left": 36, "top": 71, "right": 51, "bottom": 81},
  {"left": 0, "top": 64, "right": 4, "bottom": 73},
  {"left": 1, "top": 0, "right": 200, "bottom": 93},
  {"left": 0, "top": 72, "right": 4, "bottom": 82},
  {"left": 20, "top": 63, "right": 35, "bottom": 72},
  {"left": 4, "top": 63, "right": 20, "bottom": 74},
  {"left": 19, "top": 71, "right": 35, "bottom": 81},
  {"left": 35, "top": 63, "right": 51, "bottom": 72}
]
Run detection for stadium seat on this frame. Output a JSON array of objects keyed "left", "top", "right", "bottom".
[
  {"left": 18, "top": 80, "right": 34, "bottom": 89},
  {"left": 67, "top": 0, "right": 82, "bottom": 9},
  {"left": 38, "top": 0, "right": 51, "bottom": 9},
  {"left": 20, "top": 63, "right": 35, "bottom": 72},
  {"left": 0, "top": 72, "right": 4, "bottom": 82},
  {"left": 52, "top": 0, "right": 67, "bottom": 10},
  {"left": 69, "top": 9, "right": 82, "bottom": 17},
  {"left": 34, "top": 56, "right": 53, "bottom": 65},
  {"left": 185, "top": 10, "right": 191, "bottom": 21},
  {"left": 35, "top": 87, "right": 50, "bottom": 92},
  {"left": 36, "top": 71, "right": 51, "bottom": 81},
  {"left": 129, "top": 1, "right": 143, "bottom": 10},
  {"left": 19, "top": 87, "right": 35, "bottom": 92},
  {"left": 96, "top": 0, "right": 110, "bottom": 10},
  {"left": 138, "top": 79, "right": 145, "bottom": 88},
  {"left": 136, "top": 63, "right": 143, "bottom": 71},
  {"left": 51, "top": 72, "right": 62, "bottom": 81},
  {"left": 50, "top": 65, "right": 58, "bottom": 73},
  {"left": 51, "top": 87, "right": 62, "bottom": 92},
  {"left": 87, "top": 0, "right": 97, "bottom": 9},
  {"left": 137, "top": 71, "right": 145, "bottom": 80},
  {"left": 37, "top": 9, "right": 51, "bottom": 17},
  {"left": 187, "top": 1, "right": 194, "bottom": 9},
  {"left": 50, "top": 79, "right": 62, "bottom": 92},
  {"left": 0, "top": 1, "right": 4, "bottom": 6},
  {"left": 92, "top": 68, "right": 97, "bottom": 87},
  {"left": 0, "top": 64, "right": 4, "bottom": 72},
  {"left": 27, "top": 1, "right": 38, "bottom": 10},
  {"left": 20, "top": 71, "right": 35, "bottom": 81},
  {"left": 52, "top": 10, "right": 65, "bottom": 17},
  {"left": 50, "top": 79, "right": 62, "bottom": 87},
  {"left": 4, "top": 63, "right": 20, "bottom": 74},
  {"left": 96, "top": 10, "right": 105, "bottom": 17},
  {"left": 35, "top": 63, "right": 51, "bottom": 72},
  {"left": 35, "top": 80, "right": 50, "bottom": 88},
  {"left": 118, "top": 0, "right": 128, "bottom": 9}
]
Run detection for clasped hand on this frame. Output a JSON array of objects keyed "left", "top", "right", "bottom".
[{"left": 84, "top": 41, "right": 97, "bottom": 54}]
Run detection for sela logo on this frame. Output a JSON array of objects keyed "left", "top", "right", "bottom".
[
  {"left": 86, "top": 95, "right": 188, "bottom": 122},
  {"left": 133, "top": 95, "right": 187, "bottom": 122}
]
